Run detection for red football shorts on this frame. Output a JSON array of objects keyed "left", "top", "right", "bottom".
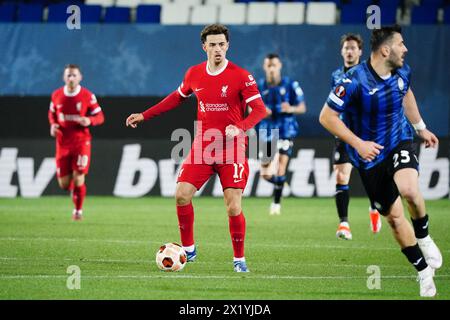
[
  {"left": 55, "top": 140, "right": 91, "bottom": 178},
  {"left": 177, "top": 159, "right": 249, "bottom": 191}
]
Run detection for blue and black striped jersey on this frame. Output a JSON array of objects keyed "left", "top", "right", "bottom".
[
  {"left": 331, "top": 66, "right": 347, "bottom": 88},
  {"left": 330, "top": 65, "right": 358, "bottom": 122},
  {"left": 256, "top": 76, "right": 305, "bottom": 141},
  {"left": 326, "top": 59, "right": 414, "bottom": 170}
]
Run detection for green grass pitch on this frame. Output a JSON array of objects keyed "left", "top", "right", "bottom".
[{"left": 0, "top": 196, "right": 448, "bottom": 300}]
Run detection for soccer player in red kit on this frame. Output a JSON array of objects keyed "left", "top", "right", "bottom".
[
  {"left": 126, "top": 24, "right": 266, "bottom": 272},
  {"left": 48, "top": 64, "right": 104, "bottom": 221}
]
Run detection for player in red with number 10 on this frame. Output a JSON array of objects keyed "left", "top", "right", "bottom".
[
  {"left": 126, "top": 24, "right": 266, "bottom": 272},
  {"left": 48, "top": 64, "right": 104, "bottom": 221}
]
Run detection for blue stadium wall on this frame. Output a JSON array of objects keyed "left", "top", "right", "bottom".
[
  {"left": 1, "top": 24, "right": 449, "bottom": 198},
  {"left": 1, "top": 24, "right": 449, "bottom": 136}
]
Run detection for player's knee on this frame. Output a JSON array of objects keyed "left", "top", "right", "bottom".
[
  {"left": 58, "top": 180, "right": 70, "bottom": 190},
  {"left": 226, "top": 202, "right": 241, "bottom": 216},
  {"left": 386, "top": 213, "right": 404, "bottom": 230},
  {"left": 335, "top": 171, "right": 350, "bottom": 185},
  {"left": 175, "top": 189, "right": 193, "bottom": 206},
  {"left": 398, "top": 186, "right": 419, "bottom": 203},
  {"left": 385, "top": 215, "right": 398, "bottom": 229},
  {"left": 73, "top": 174, "right": 85, "bottom": 187},
  {"left": 260, "top": 173, "right": 272, "bottom": 181}
]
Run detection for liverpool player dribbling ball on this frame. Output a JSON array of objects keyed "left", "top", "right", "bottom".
[
  {"left": 48, "top": 64, "right": 104, "bottom": 221},
  {"left": 126, "top": 24, "right": 266, "bottom": 272}
]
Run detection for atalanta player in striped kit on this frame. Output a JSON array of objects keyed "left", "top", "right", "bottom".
[
  {"left": 320, "top": 25, "right": 442, "bottom": 297},
  {"left": 126, "top": 24, "right": 266, "bottom": 272},
  {"left": 330, "top": 33, "right": 382, "bottom": 240},
  {"left": 256, "top": 53, "right": 306, "bottom": 215},
  {"left": 48, "top": 64, "right": 104, "bottom": 221}
]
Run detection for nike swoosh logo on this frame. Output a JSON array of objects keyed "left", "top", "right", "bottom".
[
  {"left": 413, "top": 257, "right": 423, "bottom": 266},
  {"left": 368, "top": 88, "right": 379, "bottom": 95},
  {"left": 233, "top": 179, "right": 243, "bottom": 183},
  {"left": 194, "top": 88, "right": 204, "bottom": 92},
  {"left": 422, "top": 221, "right": 429, "bottom": 229}
]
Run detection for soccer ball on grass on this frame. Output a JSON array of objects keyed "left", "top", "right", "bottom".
[{"left": 155, "top": 242, "right": 187, "bottom": 272}]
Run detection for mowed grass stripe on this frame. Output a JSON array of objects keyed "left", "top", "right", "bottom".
[{"left": 0, "top": 197, "right": 448, "bottom": 299}]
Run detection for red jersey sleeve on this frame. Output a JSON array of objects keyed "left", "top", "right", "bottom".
[
  {"left": 177, "top": 67, "right": 194, "bottom": 98},
  {"left": 142, "top": 68, "right": 192, "bottom": 120},
  {"left": 86, "top": 91, "right": 104, "bottom": 126},
  {"left": 48, "top": 92, "right": 57, "bottom": 125},
  {"left": 235, "top": 72, "right": 266, "bottom": 131}
]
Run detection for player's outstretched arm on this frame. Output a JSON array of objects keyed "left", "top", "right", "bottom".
[
  {"left": 126, "top": 113, "right": 144, "bottom": 128},
  {"left": 125, "top": 90, "right": 186, "bottom": 129},
  {"left": 403, "top": 88, "right": 438, "bottom": 148},
  {"left": 319, "top": 103, "right": 383, "bottom": 161}
]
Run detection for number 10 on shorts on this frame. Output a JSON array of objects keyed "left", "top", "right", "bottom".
[{"left": 77, "top": 154, "right": 89, "bottom": 168}]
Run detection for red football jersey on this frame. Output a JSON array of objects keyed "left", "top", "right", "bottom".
[
  {"left": 48, "top": 86, "right": 103, "bottom": 145},
  {"left": 178, "top": 60, "right": 261, "bottom": 133},
  {"left": 141, "top": 59, "right": 266, "bottom": 164},
  {"left": 178, "top": 60, "right": 262, "bottom": 163}
]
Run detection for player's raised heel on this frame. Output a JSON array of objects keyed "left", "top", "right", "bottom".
[
  {"left": 186, "top": 247, "right": 197, "bottom": 262},
  {"left": 369, "top": 208, "right": 382, "bottom": 233},
  {"left": 417, "top": 266, "right": 437, "bottom": 297},
  {"left": 269, "top": 203, "right": 281, "bottom": 215},
  {"left": 417, "top": 236, "right": 442, "bottom": 270},
  {"left": 336, "top": 222, "right": 352, "bottom": 240},
  {"left": 72, "top": 209, "right": 83, "bottom": 221},
  {"left": 233, "top": 260, "right": 249, "bottom": 273}
]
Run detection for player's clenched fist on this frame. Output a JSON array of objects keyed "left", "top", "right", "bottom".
[
  {"left": 355, "top": 140, "right": 384, "bottom": 162},
  {"left": 77, "top": 117, "right": 91, "bottom": 127},
  {"left": 50, "top": 123, "right": 60, "bottom": 137},
  {"left": 126, "top": 113, "right": 144, "bottom": 128},
  {"left": 417, "top": 128, "right": 439, "bottom": 148},
  {"left": 225, "top": 124, "right": 242, "bottom": 138}
]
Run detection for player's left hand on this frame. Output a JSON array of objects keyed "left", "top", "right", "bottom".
[
  {"left": 225, "top": 125, "right": 242, "bottom": 138},
  {"left": 77, "top": 117, "right": 91, "bottom": 127},
  {"left": 417, "top": 128, "right": 439, "bottom": 148},
  {"left": 281, "top": 102, "right": 291, "bottom": 113},
  {"left": 126, "top": 113, "right": 144, "bottom": 128}
]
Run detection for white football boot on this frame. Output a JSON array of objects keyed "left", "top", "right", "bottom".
[
  {"left": 417, "top": 266, "right": 437, "bottom": 297},
  {"left": 269, "top": 203, "right": 281, "bottom": 215},
  {"left": 417, "top": 235, "right": 443, "bottom": 269}
]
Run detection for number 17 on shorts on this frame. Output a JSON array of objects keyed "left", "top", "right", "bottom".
[{"left": 217, "top": 161, "right": 249, "bottom": 190}]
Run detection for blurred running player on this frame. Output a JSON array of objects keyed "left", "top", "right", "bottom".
[
  {"left": 126, "top": 24, "right": 266, "bottom": 272},
  {"left": 48, "top": 64, "right": 104, "bottom": 221},
  {"left": 256, "top": 53, "right": 306, "bottom": 215}
]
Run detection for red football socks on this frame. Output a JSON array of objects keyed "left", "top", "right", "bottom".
[
  {"left": 72, "top": 184, "right": 86, "bottom": 211},
  {"left": 229, "top": 212, "right": 246, "bottom": 259},
  {"left": 176, "top": 202, "right": 195, "bottom": 247}
]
